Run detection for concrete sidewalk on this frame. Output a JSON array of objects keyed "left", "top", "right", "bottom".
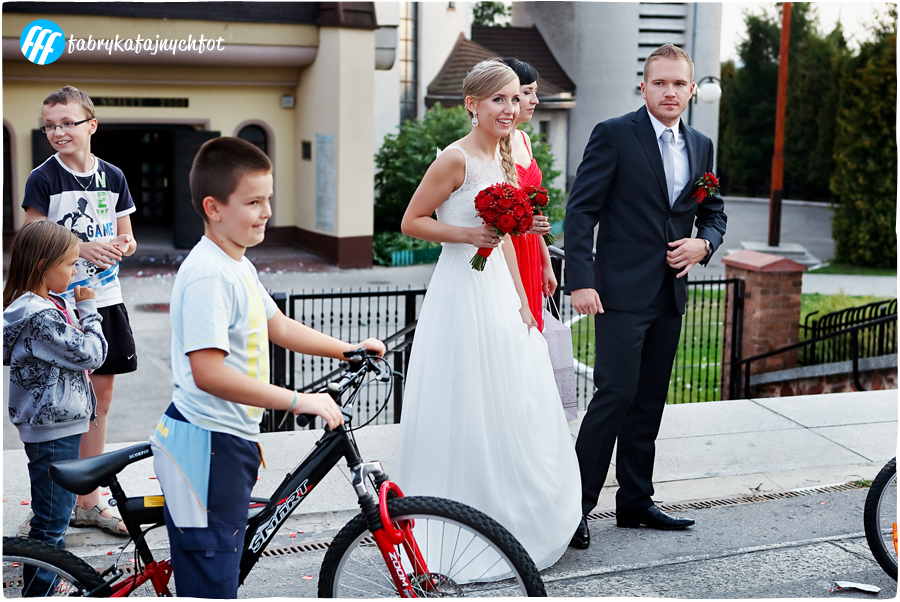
[{"left": 3, "top": 389, "right": 895, "bottom": 554}]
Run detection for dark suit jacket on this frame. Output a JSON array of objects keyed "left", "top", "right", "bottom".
[{"left": 564, "top": 105, "right": 727, "bottom": 314}]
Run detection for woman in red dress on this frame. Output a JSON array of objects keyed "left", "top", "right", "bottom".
[{"left": 502, "top": 58, "right": 556, "bottom": 331}]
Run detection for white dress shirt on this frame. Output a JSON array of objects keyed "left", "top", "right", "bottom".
[{"left": 648, "top": 112, "right": 690, "bottom": 204}]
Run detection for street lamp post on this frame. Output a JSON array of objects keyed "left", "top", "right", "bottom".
[
  {"left": 768, "top": 2, "right": 792, "bottom": 247},
  {"left": 687, "top": 75, "right": 723, "bottom": 127}
]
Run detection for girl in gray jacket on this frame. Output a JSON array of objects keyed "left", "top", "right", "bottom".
[{"left": 3, "top": 221, "right": 107, "bottom": 574}]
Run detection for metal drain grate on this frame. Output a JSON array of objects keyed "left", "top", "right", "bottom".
[
  {"left": 586, "top": 481, "right": 866, "bottom": 522},
  {"left": 261, "top": 538, "right": 332, "bottom": 557}
]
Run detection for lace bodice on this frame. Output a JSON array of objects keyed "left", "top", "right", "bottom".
[{"left": 435, "top": 146, "right": 508, "bottom": 228}]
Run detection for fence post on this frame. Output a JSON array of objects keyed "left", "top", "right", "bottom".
[
  {"left": 722, "top": 250, "right": 807, "bottom": 396},
  {"left": 264, "top": 292, "right": 293, "bottom": 432}
]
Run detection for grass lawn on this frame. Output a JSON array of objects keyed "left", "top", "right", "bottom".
[
  {"left": 801, "top": 292, "right": 890, "bottom": 324},
  {"left": 808, "top": 263, "right": 897, "bottom": 277}
]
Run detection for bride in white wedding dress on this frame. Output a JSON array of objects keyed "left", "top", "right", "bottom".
[{"left": 395, "top": 59, "right": 581, "bottom": 576}]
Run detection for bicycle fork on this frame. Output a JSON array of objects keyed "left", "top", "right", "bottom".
[{"left": 350, "top": 461, "right": 433, "bottom": 598}]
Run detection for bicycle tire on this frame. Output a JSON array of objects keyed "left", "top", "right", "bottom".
[
  {"left": 2, "top": 536, "right": 112, "bottom": 597},
  {"left": 864, "top": 458, "right": 898, "bottom": 580},
  {"left": 318, "top": 496, "right": 546, "bottom": 597}
]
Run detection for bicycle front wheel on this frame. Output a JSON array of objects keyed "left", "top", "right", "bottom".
[
  {"left": 864, "top": 458, "right": 898, "bottom": 580},
  {"left": 319, "top": 496, "right": 546, "bottom": 597},
  {"left": 3, "top": 536, "right": 111, "bottom": 597}
]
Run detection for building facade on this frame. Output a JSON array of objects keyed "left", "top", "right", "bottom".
[{"left": 512, "top": 2, "right": 722, "bottom": 187}]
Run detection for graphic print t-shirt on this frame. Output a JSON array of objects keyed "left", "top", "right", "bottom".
[
  {"left": 23, "top": 154, "right": 136, "bottom": 307},
  {"left": 169, "top": 236, "right": 278, "bottom": 440}
]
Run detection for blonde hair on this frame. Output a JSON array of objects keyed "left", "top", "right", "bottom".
[
  {"left": 463, "top": 59, "right": 519, "bottom": 186},
  {"left": 644, "top": 44, "right": 695, "bottom": 82},
  {"left": 3, "top": 221, "right": 80, "bottom": 309},
  {"left": 43, "top": 85, "right": 96, "bottom": 120}
]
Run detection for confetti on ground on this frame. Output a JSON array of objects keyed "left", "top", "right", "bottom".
[
  {"left": 2, "top": 499, "right": 7, "bottom": 502},
  {"left": 289, "top": 533, "right": 296, "bottom": 538},
  {"left": 819, "top": 501, "right": 826, "bottom": 505},
  {"left": 129, "top": 559, "right": 136, "bottom": 563},
  {"left": 20, "top": 500, "right": 30, "bottom": 505},
  {"left": 257, "top": 477, "right": 262, "bottom": 480},
  {"left": 302, "top": 576, "right": 313, "bottom": 581},
  {"left": 107, "top": 551, "right": 113, "bottom": 555},
  {"left": 149, "top": 477, "right": 157, "bottom": 480},
  {"left": 102, "top": 492, "right": 110, "bottom": 496},
  {"left": 12, "top": 563, "right": 19, "bottom": 567}
]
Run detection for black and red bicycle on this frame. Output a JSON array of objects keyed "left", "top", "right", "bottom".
[{"left": 3, "top": 350, "right": 545, "bottom": 597}]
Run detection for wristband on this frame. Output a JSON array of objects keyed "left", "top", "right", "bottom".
[{"left": 289, "top": 391, "right": 298, "bottom": 413}]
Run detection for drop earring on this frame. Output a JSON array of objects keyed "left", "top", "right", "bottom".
[{"left": 471, "top": 112, "right": 479, "bottom": 127}]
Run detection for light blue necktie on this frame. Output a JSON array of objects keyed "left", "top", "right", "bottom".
[{"left": 661, "top": 128, "right": 675, "bottom": 207}]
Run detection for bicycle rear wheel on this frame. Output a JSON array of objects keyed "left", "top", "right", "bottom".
[
  {"left": 318, "top": 496, "right": 546, "bottom": 597},
  {"left": 2, "top": 536, "right": 111, "bottom": 597},
  {"left": 864, "top": 458, "right": 898, "bottom": 580}
]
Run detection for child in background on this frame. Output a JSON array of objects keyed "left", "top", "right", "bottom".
[
  {"left": 23, "top": 85, "right": 137, "bottom": 536},
  {"left": 150, "top": 137, "right": 384, "bottom": 598},
  {"left": 3, "top": 221, "right": 107, "bottom": 581}
]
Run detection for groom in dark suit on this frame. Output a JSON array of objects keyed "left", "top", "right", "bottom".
[{"left": 564, "top": 44, "right": 727, "bottom": 548}]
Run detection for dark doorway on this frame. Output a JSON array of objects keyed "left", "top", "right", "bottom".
[
  {"left": 3, "top": 125, "right": 13, "bottom": 240},
  {"left": 31, "top": 124, "right": 220, "bottom": 249}
]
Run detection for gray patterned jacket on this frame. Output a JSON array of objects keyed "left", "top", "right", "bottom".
[{"left": 3, "top": 292, "right": 107, "bottom": 443}]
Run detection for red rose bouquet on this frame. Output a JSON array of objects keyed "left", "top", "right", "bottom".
[
  {"left": 523, "top": 185, "right": 556, "bottom": 245},
  {"left": 691, "top": 172, "right": 720, "bottom": 202},
  {"left": 471, "top": 182, "right": 533, "bottom": 271}
]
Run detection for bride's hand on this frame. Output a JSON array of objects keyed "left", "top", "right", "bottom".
[
  {"left": 469, "top": 225, "right": 501, "bottom": 249},
  {"left": 519, "top": 306, "right": 538, "bottom": 330}
]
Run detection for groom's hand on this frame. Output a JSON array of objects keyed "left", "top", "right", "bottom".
[
  {"left": 667, "top": 238, "right": 708, "bottom": 278},
  {"left": 572, "top": 288, "right": 603, "bottom": 315}
]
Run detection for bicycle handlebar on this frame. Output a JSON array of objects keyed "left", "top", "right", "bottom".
[{"left": 295, "top": 349, "right": 391, "bottom": 428}]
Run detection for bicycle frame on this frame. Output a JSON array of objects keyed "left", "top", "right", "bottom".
[{"left": 92, "top": 354, "right": 435, "bottom": 597}]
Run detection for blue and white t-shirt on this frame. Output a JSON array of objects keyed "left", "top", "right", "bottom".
[
  {"left": 169, "top": 236, "right": 278, "bottom": 440},
  {"left": 23, "top": 154, "right": 136, "bottom": 308}
]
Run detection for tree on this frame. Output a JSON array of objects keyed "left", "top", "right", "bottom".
[
  {"left": 830, "top": 8, "right": 897, "bottom": 268},
  {"left": 374, "top": 104, "right": 470, "bottom": 232},
  {"left": 718, "top": 3, "right": 845, "bottom": 201},
  {"left": 472, "top": 1, "right": 510, "bottom": 27},
  {"left": 719, "top": 10, "right": 781, "bottom": 197}
]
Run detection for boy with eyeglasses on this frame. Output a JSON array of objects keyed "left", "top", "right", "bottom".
[{"left": 21, "top": 85, "right": 138, "bottom": 538}]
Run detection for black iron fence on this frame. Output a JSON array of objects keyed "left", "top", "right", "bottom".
[
  {"left": 262, "top": 287, "right": 426, "bottom": 431},
  {"left": 734, "top": 313, "right": 898, "bottom": 398},
  {"left": 265, "top": 248, "right": 746, "bottom": 430},
  {"left": 799, "top": 298, "right": 897, "bottom": 365},
  {"left": 545, "top": 249, "right": 744, "bottom": 408}
]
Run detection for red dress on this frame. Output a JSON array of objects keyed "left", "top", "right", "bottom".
[{"left": 511, "top": 140, "right": 545, "bottom": 331}]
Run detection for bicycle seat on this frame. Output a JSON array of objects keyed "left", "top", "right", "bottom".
[{"left": 50, "top": 443, "right": 153, "bottom": 495}]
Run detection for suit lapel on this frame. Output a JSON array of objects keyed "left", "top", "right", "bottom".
[
  {"left": 632, "top": 107, "right": 670, "bottom": 204},
  {"left": 673, "top": 122, "right": 700, "bottom": 206}
]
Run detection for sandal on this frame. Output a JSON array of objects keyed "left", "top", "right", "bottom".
[
  {"left": 69, "top": 504, "right": 128, "bottom": 537},
  {"left": 17, "top": 511, "right": 34, "bottom": 538}
]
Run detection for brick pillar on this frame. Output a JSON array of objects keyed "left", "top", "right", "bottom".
[{"left": 722, "top": 250, "right": 807, "bottom": 394}]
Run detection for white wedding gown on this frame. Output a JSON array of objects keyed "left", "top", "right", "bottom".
[{"left": 395, "top": 146, "right": 582, "bottom": 578}]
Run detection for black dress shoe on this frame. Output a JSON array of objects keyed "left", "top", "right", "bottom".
[
  {"left": 569, "top": 516, "right": 590, "bottom": 549},
  {"left": 616, "top": 505, "right": 694, "bottom": 530}
]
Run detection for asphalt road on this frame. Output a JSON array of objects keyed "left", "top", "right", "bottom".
[{"left": 72, "top": 487, "right": 895, "bottom": 598}]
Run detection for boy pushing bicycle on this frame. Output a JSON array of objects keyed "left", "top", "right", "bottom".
[{"left": 150, "top": 137, "right": 384, "bottom": 598}]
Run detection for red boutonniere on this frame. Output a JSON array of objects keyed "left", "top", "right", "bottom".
[
  {"left": 472, "top": 182, "right": 533, "bottom": 271},
  {"left": 691, "top": 172, "right": 720, "bottom": 202}
]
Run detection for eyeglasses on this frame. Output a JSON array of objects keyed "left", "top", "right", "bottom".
[{"left": 40, "top": 118, "right": 92, "bottom": 134}]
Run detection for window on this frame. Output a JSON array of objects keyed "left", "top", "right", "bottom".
[{"left": 237, "top": 125, "right": 268, "bottom": 156}]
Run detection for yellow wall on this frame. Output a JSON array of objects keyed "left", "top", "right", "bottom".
[
  {"left": 294, "top": 27, "right": 374, "bottom": 238},
  {"left": 4, "top": 79, "right": 298, "bottom": 230},
  {"left": 2, "top": 14, "right": 318, "bottom": 47}
]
